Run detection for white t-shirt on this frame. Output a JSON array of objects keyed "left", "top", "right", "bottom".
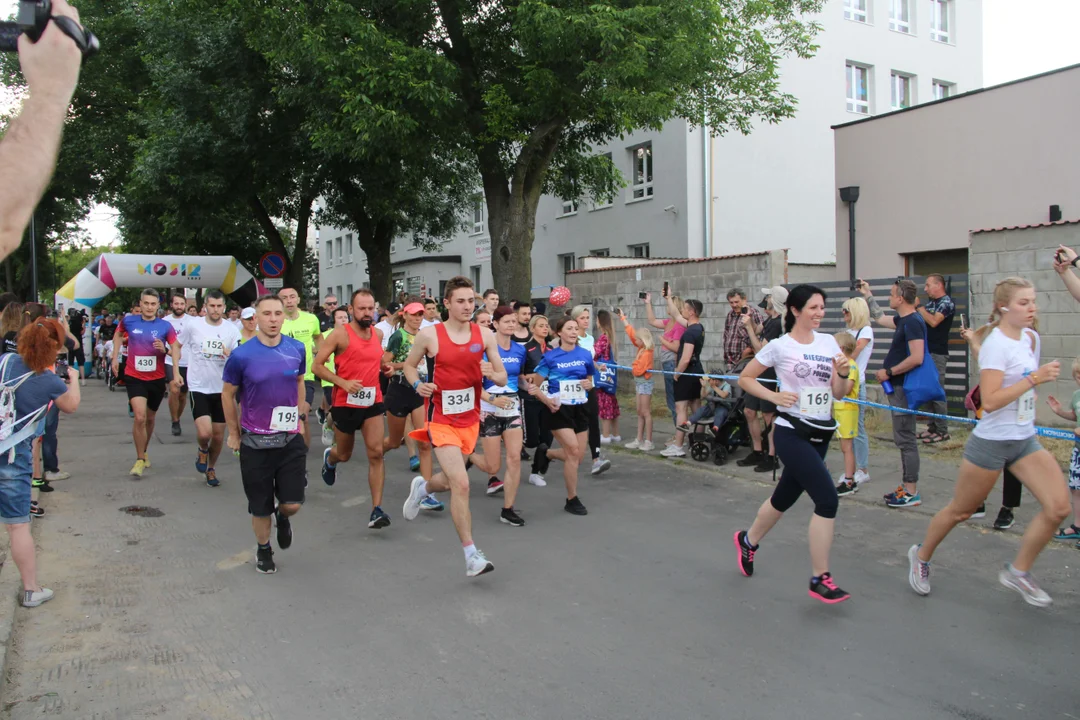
[
  {"left": 847, "top": 325, "right": 875, "bottom": 383},
  {"left": 374, "top": 320, "right": 395, "bottom": 350},
  {"left": 420, "top": 318, "right": 441, "bottom": 330},
  {"left": 164, "top": 313, "right": 191, "bottom": 367},
  {"left": 973, "top": 327, "right": 1040, "bottom": 441},
  {"left": 177, "top": 317, "right": 242, "bottom": 394},
  {"left": 754, "top": 331, "right": 843, "bottom": 428}
]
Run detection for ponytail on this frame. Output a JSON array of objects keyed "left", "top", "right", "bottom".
[
  {"left": 17, "top": 318, "right": 64, "bottom": 373},
  {"left": 784, "top": 308, "right": 795, "bottom": 334}
]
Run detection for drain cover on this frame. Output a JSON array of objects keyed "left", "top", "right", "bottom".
[{"left": 120, "top": 506, "right": 164, "bottom": 518}]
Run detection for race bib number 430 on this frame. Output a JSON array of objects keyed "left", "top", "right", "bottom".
[
  {"left": 799, "top": 387, "right": 833, "bottom": 416},
  {"left": 346, "top": 386, "right": 377, "bottom": 408},
  {"left": 442, "top": 388, "right": 474, "bottom": 415},
  {"left": 270, "top": 406, "right": 299, "bottom": 432},
  {"left": 134, "top": 355, "right": 157, "bottom": 372}
]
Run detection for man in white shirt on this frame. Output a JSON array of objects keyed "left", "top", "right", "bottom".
[
  {"left": 420, "top": 298, "right": 441, "bottom": 329},
  {"left": 375, "top": 302, "right": 400, "bottom": 350},
  {"left": 173, "top": 290, "right": 242, "bottom": 487},
  {"left": 163, "top": 293, "right": 191, "bottom": 436}
]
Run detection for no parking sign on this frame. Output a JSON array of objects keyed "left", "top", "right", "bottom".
[{"left": 259, "top": 252, "right": 286, "bottom": 279}]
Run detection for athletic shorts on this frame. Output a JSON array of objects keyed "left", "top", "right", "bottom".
[
  {"left": 0, "top": 449, "right": 33, "bottom": 525},
  {"left": 304, "top": 380, "right": 317, "bottom": 406},
  {"left": 385, "top": 380, "right": 424, "bottom": 418},
  {"left": 164, "top": 364, "right": 188, "bottom": 387},
  {"left": 68, "top": 346, "right": 85, "bottom": 367},
  {"left": 126, "top": 378, "right": 167, "bottom": 412},
  {"left": 422, "top": 422, "right": 479, "bottom": 455},
  {"left": 190, "top": 391, "right": 226, "bottom": 423},
  {"left": 549, "top": 403, "right": 590, "bottom": 434},
  {"left": 331, "top": 404, "right": 386, "bottom": 435},
  {"left": 1069, "top": 446, "right": 1080, "bottom": 491},
  {"left": 963, "top": 433, "right": 1042, "bottom": 471},
  {"left": 674, "top": 374, "right": 701, "bottom": 403},
  {"left": 239, "top": 434, "right": 307, "bottom": 517},
  {"left": 834, "top": 409, "right": 858, "bottom": 439},
  {"left": 745, "top": 392, "right": 778, "bottom": 414},
  {"left": 480, "top": 410, "right": 523, "bottom": 438},
  {"left": 635, "top": 378, "right": 654, "bottom": 396},
  {"left": 322, "top": 386, "right": 333, "bottom": 408}
]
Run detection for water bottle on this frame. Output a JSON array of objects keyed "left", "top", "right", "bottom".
[{"left": 882, "top": 379, "right": 894, "bottom": 395}]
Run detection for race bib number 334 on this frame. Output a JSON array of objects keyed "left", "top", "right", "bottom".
[{"left": 442, "top": 388, "right": 474, "bottom": 415}]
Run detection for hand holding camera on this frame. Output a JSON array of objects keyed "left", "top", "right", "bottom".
[{"left": 0, "top": 1, "right": 98, "bottom": 79}]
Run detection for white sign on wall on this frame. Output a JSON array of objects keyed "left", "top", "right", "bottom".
[{"left": 474, "top": 236, "right": 492, "bottom": 262}]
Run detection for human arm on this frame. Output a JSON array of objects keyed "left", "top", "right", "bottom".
[
  {"left": 738, "top": 359, "right": 798, "bottom": 409},
  {"left": 852, "top": 331, "right": 871, "bottom": 363},
  {"left": 480, "top": 328, "right": 508, "bottom": 386},
  {"left": 53, "top": 368, "right": 81, "bottom": 412},
  {"left": 979, "top": 362, "right": 1060, "bottom": 413},
  {"left": 856, "top": 281, "right": 897, "bottom": 329},
  {"left": 1046, "top": 395, "right": 1077, "bottom": 421},
  {"left": 297, "top": 376, "right": 308, "bottom": 420},
  {"left": 916, "top": 306, "right": 946, "bottom": 328},
  {"left": 643, "top": 294, "right": 666, "bottom": 330},
  {"left": 222, "top": 382, "right": 241, "bottom": 452},
  {"left": 832, "top": 356, "right": 854, "bottom": 400},
  {"left": 667, "top": 295, "right": 688, "bottom": 327},
  {"left": 402, "top": 328, "right": 436, "bottom": 397},
  {"left": 1053, "top": 245, "right": 1080, "bottom": 304},
  {"left": 875, "top": 338, "right": 925, "bottom": 382},
  {"left": 169, "top": 342, "right": 183, "bottom": 388}
]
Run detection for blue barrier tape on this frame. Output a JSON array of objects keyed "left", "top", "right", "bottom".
[{"left": 604, "top": 363, "right": 778, "bottom": 384}]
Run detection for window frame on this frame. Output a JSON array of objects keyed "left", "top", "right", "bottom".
[
  {"left": 845, "top": 62, "right": 871, "bottom": 115},
  {"left": 346, "top": 233, "right": 353, "bottom": 263},
  {"left": 471, "top": 197, "right": 485, "bottom": 235},
  {"left": 843, "top": 0, "right": 868, "bottom": 23},
  {"left": 890, "top": 71, "right": 914, "bottom": 111},
  {"left": 627, "top": 142, "right": 654, "bottom": 202},
  {"left": 325, "top": 240, "right": 333, "bottom": 268},
  {"left": 590, "top": 248, "right": 610, "bottom": 257},
  {"left": 335, "top": 237, "right": 343, "bottom": 266},
  {"left": 591, "top": 152, "right": 615, "bottom": 211},
  {"left": 932, "top": 80, "right": 954, "bottom": 100},
  {"left": 930, "top": 0, "right": 951, "bottom": 43},
  {"left": 560, "top": 197, "right": 579, "bottom": 217},
  {"left": 559, "top": 253, "right": 576, "bottom": 275},
  {"left": 889, "top": 0, "right": 912, "bottom": 34},
  {"left": 628, "top": 243, "right": 650, "bottom": 259}
]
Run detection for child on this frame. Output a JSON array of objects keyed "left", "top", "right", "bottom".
[
  {"left": 1047, "top": 357, "right": 1080, "bottom": 545},
  {"left": 684, "top": 373, "right": 732, "bottom": 429},
  {"left": 833, "top": 332, "right": 861, "bottom": 496},
  {"left": 619, "top": 310, "right": 655, "bottom": 451}
]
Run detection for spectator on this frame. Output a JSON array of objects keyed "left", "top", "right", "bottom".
[
  {"left": 842, "top": 296, "right": 874, "bottom": 486},
  {"left": 661, "top": 299, "right": 705, "bottom": 458},
  {"left": 226, "top": 306, "right": 242, "bottom": 328},
  {"left": 375, "top": 303, "right": 400, "bottom": 350},
  {"left": 915, "top": 274, "right": 955, "bottom": 443},
  {"left": 482, "top": 289, "right": 500, "bottom": 316},
  {"left": 421, "top": 298, "right": 441, "bottom": 329},
  {"left": 594, "top": 310, "right": 620, "bottom": 444},
  {"left": 722, "top": 288, "right": 766, "bottom": 374},
  {"left": 644, "top": 292, "right": 687, "bottom": 428},
  {"left": 858, "top": 279, "right": 926, "bottom": 509},
  {"left": 316, "top": 294, "right": 338, "bottom": 333},
  {"left": 737, "top": 286, "right": 786, "bottom": 472}
]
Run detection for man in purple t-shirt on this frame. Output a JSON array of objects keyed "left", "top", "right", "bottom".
[{"left": 223, "top": 295, "right": 307, "bottom": 575}]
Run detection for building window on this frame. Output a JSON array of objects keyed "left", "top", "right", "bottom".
[
  {"left": 932, "top": 80, "right": 955, "bottom": 100},
  {"left": 628, "top": 243, "right": 650, "bottom": 258},
  {"left": 325, "top": 241, "right": 333, "bottom": 268},
  {"left": 889, "top": 0, "right": 911, "bottom": 33},
  {"left": 591, "top": 248, "right": 610, "bottom": 257},
  {"left": 390, "top": 240, "right": 397, "bottom": 255},
  {"left": 336, "top": 285, "right": 343, "bottom": 302},
  {"left": 560, "top": 198, "right": 578, "bottom": 216},
  {"left": 628, "top": 143, "right": 653, "bottom": 201},
  {"left": 890, "top": 72, "right": 914, "bottom": 110},
  {"left": 326, "top": 286, "right": 334, "bottom": 298},
  {"left": 469, "top": 266, "right": 481, "bottom": 288},
  {"left": 346, "top": 234, "right": 353, "bottom": 263},
  {"left": 346, "top": 284, "right": 353, "bottom": 300},
  {"left": 930, "top": 0, "right": 950, "bottom": 43},
  {"left": 845, "top": 63, "right": 870, "bottom": 114},
  {"left": 591, "top": 152, "right": 615, "bottom": 210},
  {"left": 559, "top": 253, "right": 576, "bottom": 275},
  {"left": 471, "top": 197, "right": 485, "bottom": 235},
  {"left": 843, "top": 0, "right": 867, "bottom": 23},
  {"left": 335, "top": 237, "right": 343, "bottom": 266},
  {"left": 438, "top": 280, "right": 448, "bottom": 299}
]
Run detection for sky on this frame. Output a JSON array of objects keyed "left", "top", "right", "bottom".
[{"left": 3, "top": 0, "right": 1080, "bottom": 248}]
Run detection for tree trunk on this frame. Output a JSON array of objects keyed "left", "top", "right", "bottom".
[
  {"left": 287, "top": 194, "right": 315, "bottom": 296},
  {"left": 356, "top": 219, "right": 395, "bottom": 308}
]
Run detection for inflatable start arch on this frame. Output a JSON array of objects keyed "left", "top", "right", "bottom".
[{"left": 54, "top": 254, "right": 267, "bottom": 312}]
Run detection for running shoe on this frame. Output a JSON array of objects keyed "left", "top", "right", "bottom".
[
  {"left": 885, "top": 489, "right": 921, "bottom": 508},
  {"left": 276, "top": 510, "right": 292, "bottom": 549},
  {"left": 564, "top": 496, "right": 588, "bottom": 515},
  {"left": 321, "top": 448, "right": 337, "bottom": 486},
  {"left": 171, "top": 421, "right": 181, "bottom": 436},
  {"left": 624, "top": 439, "right": 641, "bottom": 450},
  {"left": 998, "top": 565, "right": 1051, "bottom": 607},
  {"left": 853, "top": 469, "right": 870, "bottom": 485},
  {"left": 129, "top": 459, "right": 146, "bottom": 478},
  {"left": 205, "top": 468, "right": 219, "bottom": 488},
  {"left": 368, "top": 506, "right": 391, "bottom": 529},
  {"left": 971, "top": 504, "right": 986, "bottom": 518},
  {"left": 486, "top": 477, "right": 504, "bottom": 495},
  {"left": 21, "top": 588, "right": 54, "bottom": 607},
  {"left": 600, "top": 435, "right": 612, "bottom": 445},
  {"left": 316, "top": 408, "right": 326, "bottom": 426},
  {"left": 907, "top": 544, "right": 930, "bottom": 596},
  {"left": 734, "top": 530, "right": 756, "bottom": 577},
  {"left": 321, "top": 424, "right": 334, "bottom": 448},
  {"left": 403, "top": 476, "right": 426, "bottom": 521},
  {"left": 528, "top": 473, "right": 547, "bottom": 487},
  {"left": 808, "top": 573, "right": 851, "bottom": 604},
  {"left": 611, "top": 435, "right": 621, "bottom": 443},
  {"left": 660, "top": 445, "right": 686, "bottom": 458},
  {"left": 500, "top": 507, "right": 525, "bottom": 527},
  {"left": 466, "top": 549, "right": 494, "bottom": 577},
  {"left": 836, "top": 479, "right": 858, "bottom": 497},
  {"left": 409, "top": 455, "right": 420, "bottom": 472},
  {"left": 640, "top": 441, "right": 655, "bottom": 452},
  {"left": 29, "top": 501, "right": 44, "bottom": 518},
  {"left": 736, "top": 450, "right": 764, "bottom": 467},
  {"left": 44, "top": 470, "right": 70, "bottom": 481},
  {"left": 256, "top": 546, "right": 276, "bottom": 574},
  {"left": 195, "top": 446, "right": 209, "bottom": 473},
  {"left": 420, "top": 495, "right": 444, "bottom": 512},
  {"left": 533, "top": 444, "right": 551, "bottom": 476},
  {"left": 753, "top": 456, "right": 780, "bottom": 473},
  {"left": 31, "top": 478, "right": 54, "bottom": 493},
  {"left": 591, "top": 457, "right": 611, "bottom": 475},
  {"left": 995, "top": 507, "right": 1016, "bottom": 530}
]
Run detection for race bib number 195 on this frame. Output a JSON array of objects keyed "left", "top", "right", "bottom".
[{"left": 270, "top": 406, "right": 299, "bottom": 432}]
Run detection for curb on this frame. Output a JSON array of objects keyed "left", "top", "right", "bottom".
[{"left": 0, "top": 548, "right": 18, "bottom": 702}]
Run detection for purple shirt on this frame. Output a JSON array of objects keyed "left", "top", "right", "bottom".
[
  {"left": 222, "top": 335, "right": 306, "bottom": 434},
  {"left": 117, "top": 315, "right": 177, "bottom": 381}
]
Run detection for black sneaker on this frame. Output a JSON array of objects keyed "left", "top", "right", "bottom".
[
  {"left": 736, "top": 450, "right": 764, "bottom": 467},
  {"left": 171, "top": 421, "right": 181, "bottom": 436},
  {"left": 564, "top": 496, "right": 588, "bottom": 516},
  {"left": 808, "top": 572, "right": 850, "bottom": 604},
  {"left": 533, "top": 443, "right": 551, "bottom": 476},
  {"left": 32, "top": 479, "right": 54, "bottom": 493},
  {"left": 276, "top": 510, "right": 292, "bottom": 549},
  {"left": 520, "top": 448, "right": 530, "bottom": 461},
  {"left": 29, "top": 501, "right": 44, "bottom": 518},
  {"left": 500, "top": 507, "right": 525, "bottom": 527},
  {"left": 734, "top": 530, "right": 756, "bottom": 577},
  {"left": 753, "top": 456, "right": 780, "bottom": 473},
  {"left": 993, "top": 506, "right": 1015, "bottom": 530},
  {"left": 972, "top": 504, "right": 987, "bottom": 518},
  {"left": 368, "top": 506, "right": 391, "bottom": 529},
  {"left": 256, "top": 545, "right": 276, "bottom": 574},
  {"left": 836, "top": 479, "right": 858, "bottom": 497},
  {"left": 486, "top": 477, "right": 505, "bottom": 495}
]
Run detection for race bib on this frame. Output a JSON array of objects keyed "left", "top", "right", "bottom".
[
  {"left": 134, "top": 355, "right": 157, "bottom": 372},
  {"left": 1016, "top": 389, "right": 1035, "bottom": 424},
  {"left": 539, "top": 381, "right": 549, "bottom": 396},
  {"left": 442, "top": 387, "right": 474, "bottom": 415},
  {"left": 270, "top": 406, "right": 299, "bottom": 432},
  {"left": 202, "top": 338, "right": 225, "bottom": 357},
  {"left": 491, "top": 394, "right": 520, "bottom": 418},
  {"left": 799, "top": 387, "right": 833, "bottom": 416},
  {"left": 346, "top": 386, "right": 377, "bottom": 408},
  {"left": 561, "top": 381, "right": 587, "bottom": 405}
]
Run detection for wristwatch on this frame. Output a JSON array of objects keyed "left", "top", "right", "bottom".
[
  {"left": 1071, "top": 256, "right": 1080, "bottom": 268},
  {"left": 885, "top": 367, "right": 893, "bottom": 378}
]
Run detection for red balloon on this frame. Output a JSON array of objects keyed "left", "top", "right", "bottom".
[{"left": 549, "top": 286, "right": 571, "bottom": 307}]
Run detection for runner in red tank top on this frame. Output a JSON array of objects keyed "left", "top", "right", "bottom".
[
  {"left": 401, "top": 276, "right": 508, "bottom": 578},
  {"left": 313, "top": 289, "right": 395, "bottom": 530}
]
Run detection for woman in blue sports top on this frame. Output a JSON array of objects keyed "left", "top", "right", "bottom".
[
  {"left": 528, "top": 315, "right": 595, "bottom": 516},
  {"left": 478, "top": 306, "right": 528, "bottom": 527}
]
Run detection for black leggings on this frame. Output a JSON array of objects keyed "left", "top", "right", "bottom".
[
  {"left": 769, "top": 425, "right": 839, "bottom": 520},
  {"left": 587, "top": 389, "right": 601, "bottom": 460},
  {"left": 1002, "top": 468, "right": 1022, "bottom": 509},
  {"left": 523, "top": 398, "right": 553, "bottom": 450}
]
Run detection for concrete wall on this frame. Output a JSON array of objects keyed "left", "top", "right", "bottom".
[
  {"left": 835, "top": 63, "right": 1080, "bottom": 280},
  {"left": 564, "top": 251, "right": 787, "bottom": 370},
  {"left": 969, "top": 221, "right": 1080, "bottom": 426},
  {"left": 788, "top": 263, "right": 838, "bottom": 285}
]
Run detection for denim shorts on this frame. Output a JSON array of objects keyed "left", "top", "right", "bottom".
[
  {"left": 963, "top": 433, "right": 1042, "bottom": 471},
  {"left": 635, "top": 379, "right": 654, "bottom": 396},
  {"left": 0, "top": 442, "right": 34, "bottom": 524}
]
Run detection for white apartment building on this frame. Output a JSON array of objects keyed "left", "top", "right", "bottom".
[{"left": 319, "top": 0, "right": 983, "bottom": 302}]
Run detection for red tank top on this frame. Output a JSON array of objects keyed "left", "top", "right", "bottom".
[
  {"left": 331, "top": 324, "right": 385, "bottom": 408},
  {"left": 428, "top": 322, "right": 484, "bottom": 427}
]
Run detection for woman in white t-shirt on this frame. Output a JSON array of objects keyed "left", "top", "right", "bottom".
[
  {"left": 907, "top": 277, "right": 1068, "bottom": 608},
  {"left": 734, "top": 284, "right": 855, "bottom": 605},
  {"left": 842, "top": 296, "right": 874, "bottom": 485}
]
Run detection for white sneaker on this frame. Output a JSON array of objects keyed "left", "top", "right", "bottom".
[
  {"left": 624, "top": 439, "right": 641, "bottom": 450},
  {"left": 590, "top": 457, "right": 612, "bottom": 476},
  {"left": 44, "top": 470, "right": 70, "bottom": 481},
  {"left": 854, "top": 469, "right": 870, "bottom": 485},
  {"left": 907, "top": 545, "right": 930, "bottom": 596},
  {"left": 21, "top": 587, "right": 54, "bottom": 607},
  {"left": 660, "top": 445, "right": 686, "bottom": 458},
  {"left": 466, "top": 549, "right": 494, "bottom": 577},
  {"left": 999, "top": 565, "right": 1052, "bottom": 607},
  {"left": 402, "top": 476, "right": 426, "bottom": 521},
  {"left": 600, "top": 435, "right": 612, "bottom": 445},
  {"left": 611, "top": 435, "right": 621, "bottom": 443},
  {"left": 321, "top": 424, "right": 334, "bottom": 448},
  {"left": 528, "top": 473, "right": 547, "bottom": 487},
  {"left": 640, "top": 441, "right": 655, "bottom": 452}
]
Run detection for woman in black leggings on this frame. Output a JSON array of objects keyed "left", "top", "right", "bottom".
[{"left": 733, "top": 284, "right": 854, "bottom": 604}]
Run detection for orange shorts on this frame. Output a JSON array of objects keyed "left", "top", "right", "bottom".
[{"left": 409, "top": 422, "right": 479, "bottom": 455}]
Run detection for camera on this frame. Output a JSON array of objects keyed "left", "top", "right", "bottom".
[
  {"left": 740, "top": 306, "right": 749, "bottom": 316},
  {"left": 638, "top": 292, "right": 647, "bottom": 300},
  {"left": 0, "top": 0, "right": 99, "bottom": 56}
]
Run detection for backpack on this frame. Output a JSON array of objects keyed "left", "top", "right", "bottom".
[{"left": 0, "top": 354, "right": 51, "bottom": 463}]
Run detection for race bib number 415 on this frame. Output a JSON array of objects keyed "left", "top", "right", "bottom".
[
  {"left": 134, "top": 355, "right": 157, "bottom": 372},
  {"left": 442, "top": 388, "right": 474, "bottom": 415},
  {"left": 560, "top": 381, "right": 587, "bottom": 405},
  {"left": 270, "top": 406, "right": 299, "bottom": 432},
  {"left": 799, "top": 387, "right": 833, "bottom": 416}
]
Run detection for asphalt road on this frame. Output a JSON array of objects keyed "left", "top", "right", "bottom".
[{"left": 1, "top": 383, "right": 1077, "bottom": 719}]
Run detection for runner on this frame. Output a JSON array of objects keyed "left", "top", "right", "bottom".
[
  {"left": 279, "top": 287, "right": 323, "bottom": 446},
  {"left": 401, "top": 276, "right": 508, "bottom": 577},
  {"left": 907, "top": 277, "right": 1068, "bottom": 607},
  {"left": 380, "top": 300, "right": 443, "bottom": 512},
  {"left": 222, "top": 295, "right": 307, "bottom": 574},
  {"left": 523, "top": 314, "right": 554, "bottom": 486},
  {"left": 318, "top": 306, "right": 349, "bottom": 446},
  {"left": 112, "top": 289, "right": 178, "bottom": 477},
  {"left": 163, "top": 293, "right": 191, "bottom": 436},
  {"left": 420, "top": 298, "right": 441, "bottom": 329},
  {"left": 226, "top": 306, "right": 242, "bottom": 329},
  {"left": 238, "top": 307, "right": 257, "bottom": 344},
  {"left": 733, "top": 284, "right": 854, "bottom": 604},
  {"left": 313, "top": 289, "right": 394, "bottom": 530},
  {"left": 479, "top": 306, "right": 528, "bottom": 526},
  {"left": 94, "top": 313, "right": 116, "bottom": 381},
  {"left": 511, "top": 302, "right": 532, "bottom": 344},
  {"left": 173, "top": 291, "right": 241, "bottom": 488}
]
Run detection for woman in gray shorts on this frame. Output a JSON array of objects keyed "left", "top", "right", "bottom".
[{"left": 906, "top": 277, "right": 1070, "bottom": 608}]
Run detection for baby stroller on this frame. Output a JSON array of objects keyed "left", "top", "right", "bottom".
[{"left": 689, "top": 395, "right": 750, "bottom": 465}]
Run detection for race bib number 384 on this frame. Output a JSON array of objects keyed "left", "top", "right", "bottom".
[{"left": 346, "top": 386, "right": 377, "bottom": 408}]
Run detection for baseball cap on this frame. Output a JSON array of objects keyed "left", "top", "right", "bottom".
[
  {"left": 760, "top": 286, "right": 789, "bottom": 315},
  {"left": 403, "top": 302, "right": 425, "bottom": 315},
  {"left": 387, "top": 302, "right": 402, "bottom": 314},
  {"left": 240, "top": 307, "right": 256, "bottom": 320}
]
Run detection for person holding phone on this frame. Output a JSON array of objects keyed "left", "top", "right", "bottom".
[
  {"left": 643, "top": 289, "right": 687, "bottom": 439},
  {"left": 722, "top": 288, "right": 766, "bottom": 464},
  {"left": 914, "top": 274, "right": 956, "bottom": 444}
]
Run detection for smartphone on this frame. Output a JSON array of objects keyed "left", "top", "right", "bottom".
[
  {"left": 613, "top": 307, "right": 621, "bottom": 316},
  {"left": 638, "top": 292, "right": 647, "bottom": 300},
  {"left": 663, "top": 281, "right": 669, "bottom": 298},
  {"left": 1057, "top": 250, "right": 1068, "bottom": 264},
  {"left": 960, "top": 313, "right": 966, "bottom": 328},
  {"left": 896, "top": 275, "right": 904, "bottom": 284},
  {"left": 740, "top": 306, "right": 749, "bottom": 316}
]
